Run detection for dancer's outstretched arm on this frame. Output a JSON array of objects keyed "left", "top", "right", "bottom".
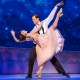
[
  {"left": 51, "top": 8, "right": 63, "bottom": 29},
  {"left": 10, "top": 30, "right": 20, "bottom": 42},
  {"left": 10, "top": 30, "right": 30, "bottom": 42},
  {"left": 43, "top": 1, "right": 64, "bottom": 28},
  {"left": 30, "top": 1, "right": 64, "bottom": 33},
  {"left": 30, "top": 7, "right": 63, "bottom": 35},
  {"left": 30, "top": 7, "right": 62, "bottom": 35}
]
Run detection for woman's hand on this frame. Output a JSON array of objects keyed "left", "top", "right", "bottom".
[
  {"left": 10, "top": 29, "right": 15, "bottom": 36},
  {"left": 10, "top": 29, "right": 19, "bottom": 42}
]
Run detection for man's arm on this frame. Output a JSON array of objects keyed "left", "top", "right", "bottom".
[{"left": 43, "top": 1, "right": 64, "bottom": 29}]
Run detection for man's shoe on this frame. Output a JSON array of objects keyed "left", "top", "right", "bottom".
[
  {"left": 25, "top": 75, "right": 32, "bottom": 78},
  {"left": 63, "top": 73, "right": 70, "bottom": 78}
]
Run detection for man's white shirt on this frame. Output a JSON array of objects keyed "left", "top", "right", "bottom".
[{"left": 33, "top": 6, "right": 58, "bottom": 34}]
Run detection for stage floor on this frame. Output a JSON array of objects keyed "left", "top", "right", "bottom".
[{"left": 0, "top": 74, "right": 80, "bottom": 80}]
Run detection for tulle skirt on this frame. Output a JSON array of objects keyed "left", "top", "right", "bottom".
[{"left": 36, "top": 27, "right": 64, "bottom": 66}]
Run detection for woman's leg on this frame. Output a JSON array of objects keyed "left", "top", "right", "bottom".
[
  {"left": 37, "top": 63, "right": 45, "bottom": 78},
  {"left": 51, "top": 8, "right": 62, "bottom": 29}
]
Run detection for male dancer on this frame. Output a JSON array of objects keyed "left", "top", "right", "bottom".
[{"left": 26, "top": 1, "right": 70, "bottom": 78}]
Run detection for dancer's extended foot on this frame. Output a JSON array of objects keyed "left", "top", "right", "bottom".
[
  {"left": 62, "top": 73, "right": 70, "bottom": 78},
  {"left": 25, "top": 74, "right": 32, "bottom": 78},
  {"left": 37, "top": 74, "right": 41, "bottom": 78},
  {"left": 37, "top": 71, "right": 42, "bottom": 78}
]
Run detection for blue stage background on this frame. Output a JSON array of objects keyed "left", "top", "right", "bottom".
[{"left": 0, "top": 0, "right": 80, "bottom": 51}]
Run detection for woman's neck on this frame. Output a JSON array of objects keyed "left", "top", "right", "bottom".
[{"left": 26, "top": 33, "right": 31, "bottom": 38}]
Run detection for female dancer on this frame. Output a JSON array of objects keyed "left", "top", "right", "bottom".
[{"left": 11, "top": 8, "right": 64, "bottom": 78}]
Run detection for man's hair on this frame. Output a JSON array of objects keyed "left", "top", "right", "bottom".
[
  {"left": 32, "top": 14, "right": 40, "bottom": 19},
  {"left": 18, "top": 31, "right": 26, "bottom": 41}
]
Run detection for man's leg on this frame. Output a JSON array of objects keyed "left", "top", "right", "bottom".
[
  {"left": 50, "top": 56, "right": 70, "bottom": 78},
  {"left": 26, "top": 45, "right": 36, "bottom": 78}
]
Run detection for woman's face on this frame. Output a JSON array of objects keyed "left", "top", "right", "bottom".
[{"left": 21, "top": 30, "right": 27, "bottom": 36}]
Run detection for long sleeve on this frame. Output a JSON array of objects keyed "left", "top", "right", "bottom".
[{"left": 43, "top": 6, "right": 58, "bottom": 32}]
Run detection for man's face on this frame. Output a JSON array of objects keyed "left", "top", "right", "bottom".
[{"left": 32, "top": 16, "right": 39, "bottom": 25}]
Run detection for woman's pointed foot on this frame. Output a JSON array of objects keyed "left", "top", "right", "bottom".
[
  {"left": 37, "top": 71, "right": 42, "bottom": 78},
  {"left": 37, "top": 74, "right": 41, "bottom": 78}
]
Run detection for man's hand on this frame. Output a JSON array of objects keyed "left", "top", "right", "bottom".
[{"left": 56, "top": 1, "right": 64, "bottom": 7}]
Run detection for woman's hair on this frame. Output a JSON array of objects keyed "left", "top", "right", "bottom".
[{"left": 18, "top": 31, "right": 26, "bottom": 41}]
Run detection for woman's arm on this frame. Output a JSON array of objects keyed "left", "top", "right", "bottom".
[
  {"left": 10, "top": 30, "right": 32, "bottom": 42},
  {"left": 10, "top": 30, "right": 20, "bottom": 42},
  {"left": 51, "top": 8, "right": 63, "bottom": 29},
  {"left": 10, "top": 30, "right": 30, "bottom": 42}
]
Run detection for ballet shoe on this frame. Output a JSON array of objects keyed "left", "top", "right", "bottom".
[{"left": 37, "top": 74, "right": 41, "bottom": 78}]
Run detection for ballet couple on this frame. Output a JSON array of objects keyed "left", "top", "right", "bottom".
[{"left": 11, "top": 1, "right": 70, "bottom": 78}]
